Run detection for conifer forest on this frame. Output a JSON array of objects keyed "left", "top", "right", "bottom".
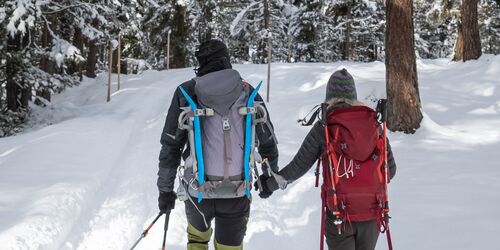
[{"left": 1, "top": 0, "right": 499, "bottom": 136}]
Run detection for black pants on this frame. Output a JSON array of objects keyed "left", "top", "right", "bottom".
[
  {"left": 185, "top": 196, "right": 250, "bottom": 246},
  {"left": 325, "top": 209, "right": 380, "bottom": 250}
]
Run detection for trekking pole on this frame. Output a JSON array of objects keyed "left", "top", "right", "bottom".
[
  {"left": 378, "top": 99, "right": 393, "bottom": 250},
  {"left": 161, "top": 211, "right": 171, "bottom": 250},
  {"left": 129, "top": 212, "right": 164, "bottom": 250}
]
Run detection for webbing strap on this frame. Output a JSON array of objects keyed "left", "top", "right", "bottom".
[
  {"left": 314, "top": 157, "right": 321, "bottom": 188},
  {"left": 222, "top": 117, "right": 231, "bottom": 180},
  {"left": 298, "top": 104, "right": 321, "bottom": 126},
  {"left": 264, "top": 118, "right": 279, "bottom": 145}
]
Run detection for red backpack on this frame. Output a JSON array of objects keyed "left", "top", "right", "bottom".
[{"left": 305, "top": 101, "right": 393, "bottom": 250}]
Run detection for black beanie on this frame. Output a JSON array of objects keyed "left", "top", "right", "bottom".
[{"left": 195, "top": 39, "right": 230, "bottom": 67}]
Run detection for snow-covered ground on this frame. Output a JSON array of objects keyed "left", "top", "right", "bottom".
[{"left": 1, "top": 55, "right": 500, "bottom": 250}]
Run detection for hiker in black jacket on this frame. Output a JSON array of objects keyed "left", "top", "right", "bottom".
[
  {"left": 157, "top": 39, "right": 279, "bottom": 250},
  {"left": 258, "top": 69, "right": 396, "bottom": 250}
]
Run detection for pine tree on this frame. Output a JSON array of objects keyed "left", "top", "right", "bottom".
[
  {"left": 479, "top": 0, "right": 500, "bottom": 55},
  {"left": 386, "top": 0, "right": 423, "bottom": 134},
  {"left": 230, "top": 0, "right": 276, "bottom": 63},
  {"left": 265, "top": 0, "right": 301, "bottom": 62},
  {"left": 293, "top": 0, "right": 322, "bottom": 62},
  {"left": 322, "top": 0, "right": 385, "bottom": 62},
  {"left": 414, "top": 0, "right": 458, "bottom": 59}
]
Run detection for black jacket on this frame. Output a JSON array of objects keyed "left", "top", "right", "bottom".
[
  {"left": 274, "top": 103, "right": 396, "bottom": 189},
  {"left": 157, "top": 79, "right": 279, "bottom": 192}
]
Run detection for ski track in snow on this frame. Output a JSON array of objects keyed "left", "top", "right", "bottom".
[{"left": 1, "top": 56, "right": 500, "bottom": 250}]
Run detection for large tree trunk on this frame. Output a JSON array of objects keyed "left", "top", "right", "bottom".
[
  {"left": 386, "top": 0, "right": 423, "bottom": 134},
  {"left": 453, "top": 0, "right": 481, "bottom": 61}
]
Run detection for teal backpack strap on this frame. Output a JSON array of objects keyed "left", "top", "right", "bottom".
[
  {"left": 242, "top": 81, "right": 263, "bottom": 198},
  {"left": 179, "top": 86, "right": 205, "bottom": 203}
]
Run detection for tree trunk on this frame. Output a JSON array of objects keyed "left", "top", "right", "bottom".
[
  {"left": 386, "top": 0, "right": 423, "bottom": 134},
  {"left": 171, "top": 4, "right": 188, "bottom": 68},
  {"left": 36, "top": 24, "right": 52, "bottom": 103},
  {"left": 86, "top": 19, "right": 99, "bottom": 78},
  {"left": 287, "top": 35, "right": 292, "bottom": 63},
  {"left": 112, "top": 44, "right": 119, "bottom": 73},
  {"left": 36, "top": 21, "right": 53, "bottom": 104},
  {"left": 6, "top": 34, "right": 21, "bottom": 111},
  {"left": 264, "top": 0, "right": 271, "bottom": 102},
  {"left": 86, "top": 39, "right": 98, "bottom": 78},
  {"left": 453, "top": 21, "right": 465, "bottom": 60},
  {"left": 344, "top": 3, "right": 352, "bottom": 61},
  {"left": 200, "top": 1, "right": 214, "bottom": 42},
  {"left": 453, "top": 0, "right": 481, "bottom": 61},
  {"left": 20, "top": 32, "right": 31, "bottom": 107},
  {"left": 6, "top": 31, "right": 30, "bottom": 111},
  {"left": 74, "top": 27, "right": 85, "bottom": 80}
]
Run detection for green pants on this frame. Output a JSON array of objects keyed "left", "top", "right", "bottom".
[{"left": 187, "top": 223, "right": 243, "bottom": 250}]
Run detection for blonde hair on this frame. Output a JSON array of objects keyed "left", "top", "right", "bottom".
[{"left": 326, "top": 97, "right": 365, "bottom": 108}]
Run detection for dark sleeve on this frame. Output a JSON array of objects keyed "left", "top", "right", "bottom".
[
  {"left": 386, "top": 138, "right": 397, "bottom": 180},
  {"left": 157, "top": 87, "right": 188, "bottom": 192},
  {"left": 278, "top": 121, "right": 325, "bottom": 182},
  {"left": 254, "top": 93, "right": 280, "bottom": 175}
]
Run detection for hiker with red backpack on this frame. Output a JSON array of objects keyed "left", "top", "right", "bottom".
[{"left": 257, "top": 68, "right": 396, "bottom": 250}]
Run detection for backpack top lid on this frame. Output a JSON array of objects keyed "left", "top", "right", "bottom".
[
  {"left": 194, "top": 69, "right": 244, "bottom": 116},
  {"left": 327, "top": 105, "right": 379, "bottom": 161}
]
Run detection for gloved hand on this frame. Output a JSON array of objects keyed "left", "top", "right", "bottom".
[
  {"left": 254, "top": 175, "right": 279, "bottom": 199},
  {"left": 158, "top": 191, "right": 177, "bottom": 213}
]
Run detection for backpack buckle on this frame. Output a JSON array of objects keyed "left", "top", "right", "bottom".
[
  {"left": 222, "top": 118, "right": 231, "bottom": 131},
  {"left": 239, "top": 107, "right": 256, "bottom": 115},
  {"left": 194, "top": 108, "right": 214, "bottom": 116}
]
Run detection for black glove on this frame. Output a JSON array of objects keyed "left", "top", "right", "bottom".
[
  {"left": 158, "top": 191, "right": 177, "bottom": 213},
  {"left": 254, "top": 175, "right": 279, "bottom": 199}
]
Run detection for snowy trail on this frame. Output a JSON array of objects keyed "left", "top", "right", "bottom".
[{"left": 1, "top": 57, "right": 500, "bottom": 250}]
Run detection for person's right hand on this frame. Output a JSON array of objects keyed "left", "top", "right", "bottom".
[
  {"left": 158, "top": 191, "right": 177, "bottom": 213},
  {"left": 254, "top": 175, "right": 279, "bottom": 199}
]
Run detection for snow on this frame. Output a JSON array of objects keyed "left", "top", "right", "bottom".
[
  {"left": 0, "top": 8, "right": 5, "bottom": 22},
  {"left": 110, "top": 40, "right": 119, "bottom": 50},
  {"left": 6, "top": 0, "right": 37, "bottom": 37},
  {"left": 1, "top": 56, "right": 500, "bottom": 250},
  {"left": 230, "top": 1, "right": 259, "bottom": 36},
  {"left": 50, "top": 39, "right": 83, "bottom": 67}
]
